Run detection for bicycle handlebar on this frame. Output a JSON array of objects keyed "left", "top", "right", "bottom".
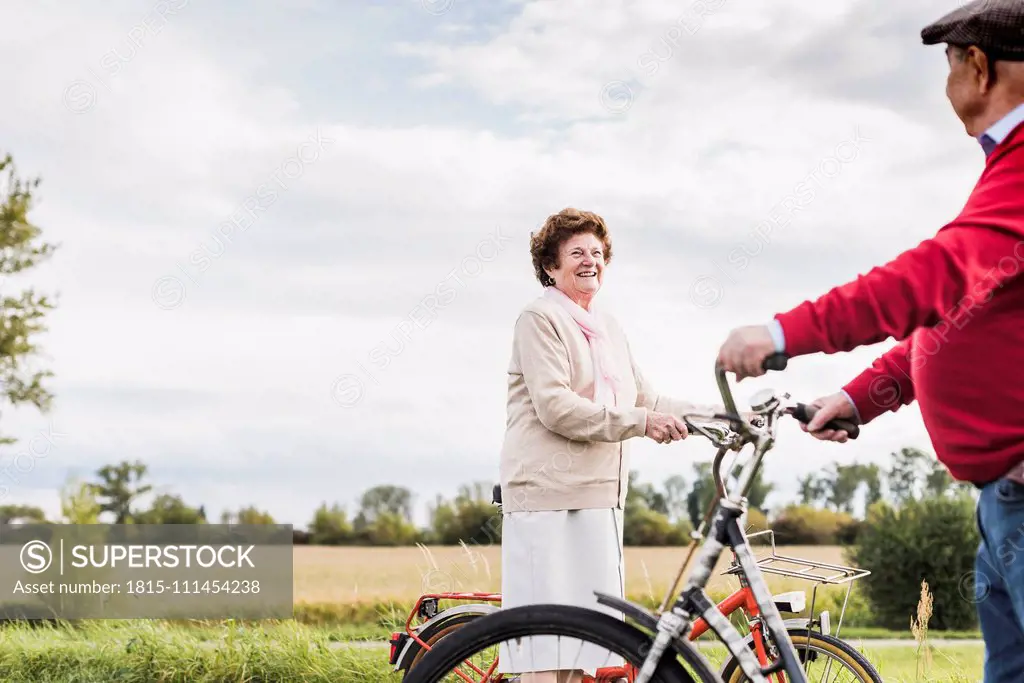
[
  {"left": 790, "top": 402, "right": 860, "bottom": 439},
  {"left": 761, "top": 353, "right": 788, "bottom": 372},
  {"left": 711, "top": 352, "right": 860, "bottom": 440},
  {"left": 689, "top": 352, "right": 860, "bottom": 508}
]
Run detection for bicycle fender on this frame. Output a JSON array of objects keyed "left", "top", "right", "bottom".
[
  {"left": 592, "top": 592, "right": 712, "bottom": 667},
  {"left": 394, "top": 603, "right": 501, "bottom": 671},
  {"left": 715, "top": 619, "right": 812, "bottom": 679}
]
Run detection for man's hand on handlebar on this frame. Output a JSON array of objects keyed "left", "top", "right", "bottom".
[
  {"left": 716, "top": 324, "right": 776, "bottom": 381},
  {"left": 799, "top": 392, "right": 859, "bottom": 443},
  {"left": 713, "top": 349, "right": 861, "bottom": 440},
  {"left": 646, "top": 412, "right": 689, "bottom": 444}
]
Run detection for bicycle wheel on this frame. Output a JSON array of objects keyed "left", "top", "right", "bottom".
[
  {"left": 719, "top": 629, "right": 882, "bottom": 683},
  {"left": 403, "top": 603, "right": 720, "bottom": 682},
  {"left": 400, "top": 613, "right": 485, "bottom": 677}
]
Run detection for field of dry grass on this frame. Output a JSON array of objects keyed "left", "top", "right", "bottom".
[{"left": 293, "top": 543, "right": 855, "bottom": 604}]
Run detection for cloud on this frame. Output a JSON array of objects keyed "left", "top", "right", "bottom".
[{"left": 0, "top": 0, "right": 971, "bottom": 527}]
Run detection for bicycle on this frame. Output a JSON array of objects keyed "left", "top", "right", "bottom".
[
  {"left": 390, "top": 536, "right": 876, "bottom": 683},
  {"left": 389, "top": 500, "right": 876, "bottom": 681},
  {"left": 393, "top": 353, "right": 883, "bottom": 682}
]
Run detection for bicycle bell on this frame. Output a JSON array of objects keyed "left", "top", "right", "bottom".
[{"left": 748, "top": 387, "right": 779, "bottom": 413}]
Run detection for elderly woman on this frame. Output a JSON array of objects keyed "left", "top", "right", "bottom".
[{"left": 498, "top": 208, "right": 703, "bottom": 682}]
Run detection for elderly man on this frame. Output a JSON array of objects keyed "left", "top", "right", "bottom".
[{"left": 716, "top": 1, "right": 1024, "bottom": 681}]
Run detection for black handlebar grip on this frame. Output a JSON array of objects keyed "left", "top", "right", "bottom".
[
  {"left": 792, "top": 403, "right": 860, "bottom": 440},
  {"left": 761, "top": 353, "right": 789, "bottom": 371}
]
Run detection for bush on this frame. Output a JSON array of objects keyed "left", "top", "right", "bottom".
[
  {"left": 769, "top": 505, "right": 854, "bottom": 545},
  {"left": 846, "top": 495, "right": 979, "bottom": 630},
  {"left": 743, "top": 508, "right": 770, "bottom": 534},
  {"left": 430, "top": 500, "right": 502, "bottom": 546},
  {"left": 836, "top": 517, "right": 866, "bottom": 545},
  {"left": 354, "top": 512, "right": 422, "bottom": 546},
  {"left": 624, "top": 508, "right": 693, "bottom": 546}
]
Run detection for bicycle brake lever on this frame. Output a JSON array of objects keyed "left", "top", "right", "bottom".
[{"left": 685, "top": 419, "right": 735, "bottom": 446}]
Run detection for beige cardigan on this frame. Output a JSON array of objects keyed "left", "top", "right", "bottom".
[{"left": 499, "top": 294, "right": 702, "bottom": 513}]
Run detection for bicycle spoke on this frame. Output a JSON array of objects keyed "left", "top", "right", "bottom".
[
  {"left": 428, "top": 633, "right": 634, "bottom": 682},
  {"left": 401, "top": 604, "right": 715, "bottom": 683},
  {"left": 740, "top": 641, "right": 871, "bottom": 683}
]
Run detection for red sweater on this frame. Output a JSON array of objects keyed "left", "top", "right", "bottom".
[{"left": 774, "top": 119, "right": 1024, "bottom": 484}]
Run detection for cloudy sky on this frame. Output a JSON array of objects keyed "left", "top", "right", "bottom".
[{"left": 0, "top": 0, "right": 989, "bottom": 527}]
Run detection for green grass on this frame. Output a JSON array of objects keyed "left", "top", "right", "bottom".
[
  {"left": 0, "top": 620, "right": 391, "bottom": 682},
  {"left": 0, "top": 574, "right": 985, "bottom": 683},
  {"left": 689, "top": 642, "right": 983, "bottom": 682},
  {"left": 836, "top": 626, "right": 981, "bottom": 641},
  {"left": 284, "top": 595, "right": 983, "bottom": 641},
  {"left": 0, "top": 618, "right": 986, "bottom": 682},
  {"left": 858, "top": 643, "right": 984, "bottom": 682}
]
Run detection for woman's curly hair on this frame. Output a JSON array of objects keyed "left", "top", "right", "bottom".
[{"left": 529, "top": 208, "right": 614, "bottom": 287}]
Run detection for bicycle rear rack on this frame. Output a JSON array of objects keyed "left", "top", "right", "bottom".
[{"left": 721, "top": 530, "right": 870, "bottom": 639}]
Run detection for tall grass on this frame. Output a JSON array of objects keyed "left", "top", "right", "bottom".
[
  {"left": 0, "top": 620, "right": 392, "bottom": 682},
  {"left": 893, "top": 579, "right": 979, "bottom": 683},
  {"left": 0, "top": 613, "right": 984, "bottom": 682}
]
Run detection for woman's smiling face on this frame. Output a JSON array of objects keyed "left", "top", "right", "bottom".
[{"left": 545, "top": 231, "right": 606, "bottom": 306}]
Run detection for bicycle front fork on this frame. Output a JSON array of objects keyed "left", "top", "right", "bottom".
[{"left": 634, "top": 502, "right": 809, "bottom": 683}]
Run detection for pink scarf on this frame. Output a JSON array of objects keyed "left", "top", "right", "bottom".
[{"left": 544, "top": 286, "right": 625, "bottom": 407}]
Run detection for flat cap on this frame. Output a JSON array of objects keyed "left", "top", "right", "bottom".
[{"left": 921, "top": 0, "right": 1024, "bottom": 61}]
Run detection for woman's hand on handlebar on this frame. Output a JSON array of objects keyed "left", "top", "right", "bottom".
[
  {"left": 645, "top": 412, "right": 689, "bottom": 444},
  {"left": 799, "top": 392, "right": 859, "bottom": 443}
]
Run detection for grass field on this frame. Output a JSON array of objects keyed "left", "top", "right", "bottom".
[
  {"left": 291, "top": 544, "right": 930, "bottom": 638},
  {"left": 293, "top": 543, "right": 862, "bottom": 602},
  {"left": 0, "top": 620, "right": 984, "bottom": 682},
  {"left": 0, "top": 545, "right": 986, "bottom": 681}
]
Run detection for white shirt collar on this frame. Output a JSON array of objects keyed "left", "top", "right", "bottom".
[{"left": 981, "top": 102, "right": 1024, "bottom": 147}]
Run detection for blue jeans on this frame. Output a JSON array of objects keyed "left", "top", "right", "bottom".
[{"left": 975, "top": 477, "right": 1024, "bottom": 683}]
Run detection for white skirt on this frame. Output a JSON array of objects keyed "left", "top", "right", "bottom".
[{"left": 498, "top": 507, "right": 626, "bottom": 674}]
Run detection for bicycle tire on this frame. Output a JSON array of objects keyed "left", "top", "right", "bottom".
[
  {"left": 719, "top": 629, "right": 882, "bottom": 683},
  {"left": 402, "top": 603, "right": 720, "bottom": 683}
]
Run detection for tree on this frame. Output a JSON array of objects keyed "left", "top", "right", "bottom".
[
  {"left": 134, "top": 494, "right": 206, "bottom": 524},
  {"left": 924, "top": 461, "right": 952, "bottom": 498},
  {"left": 662, "top": 474, "right": 688, "bottom": 524},
  {"left": 60, "top": 477, "right": 101, "bottom": 524},
  {"left": 221, "top": 505, "right": 275, "bottom": 525},
  {"left": 685, "top": 458, "right": 771, "bottom": 529},
  {"left": 624, "top": 471, "right": 691, "bottom": 546},
  {"left": 623, "top": 505, "right": 692, "bottom": 546},
  {"left": 825, "top": 463, "right": 863, "bottom": 514},
  {"left": 308, "top": 502, "right": 354, "bottom": 545},
  {"left": 798, "top": 472, "right": 828, "bottom": 506},
  {"left": 627, "top": 471, "right": 668, "bottom": 516},
  {"left": 923, "top": 460, "right": 975, "bottom": 500},
  {"left": 356, "top": 511, "right": 420, "bottom": 546},
  {"left": 686, "top": 462, "right": 715, "bottom": 529},
  {"left": 744, "top": 465, "right": 774, "bottom": 513},
  {"left": 428, "top": 483, "right": 501, "bottom": 546},
  {"left": 0, "top": 504, "right": 46, "bottom": 524},
  {"left": 802, "top": 462, "right": 882, "bottom": 515},
  {"left": 886, "top": 447, "right": 932, "bottom": 505},
  {"left": 859, "top": 463, "right": 884, "bottom": 507},
  {"left": 354, "top": 485, "right": 413, "bottom": 529},
  {"left": 91, "top": 460, "right": 153, "bottom": 523},
  {"left": 0, "top": 153, "right": 59, "bottom": 447}
]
